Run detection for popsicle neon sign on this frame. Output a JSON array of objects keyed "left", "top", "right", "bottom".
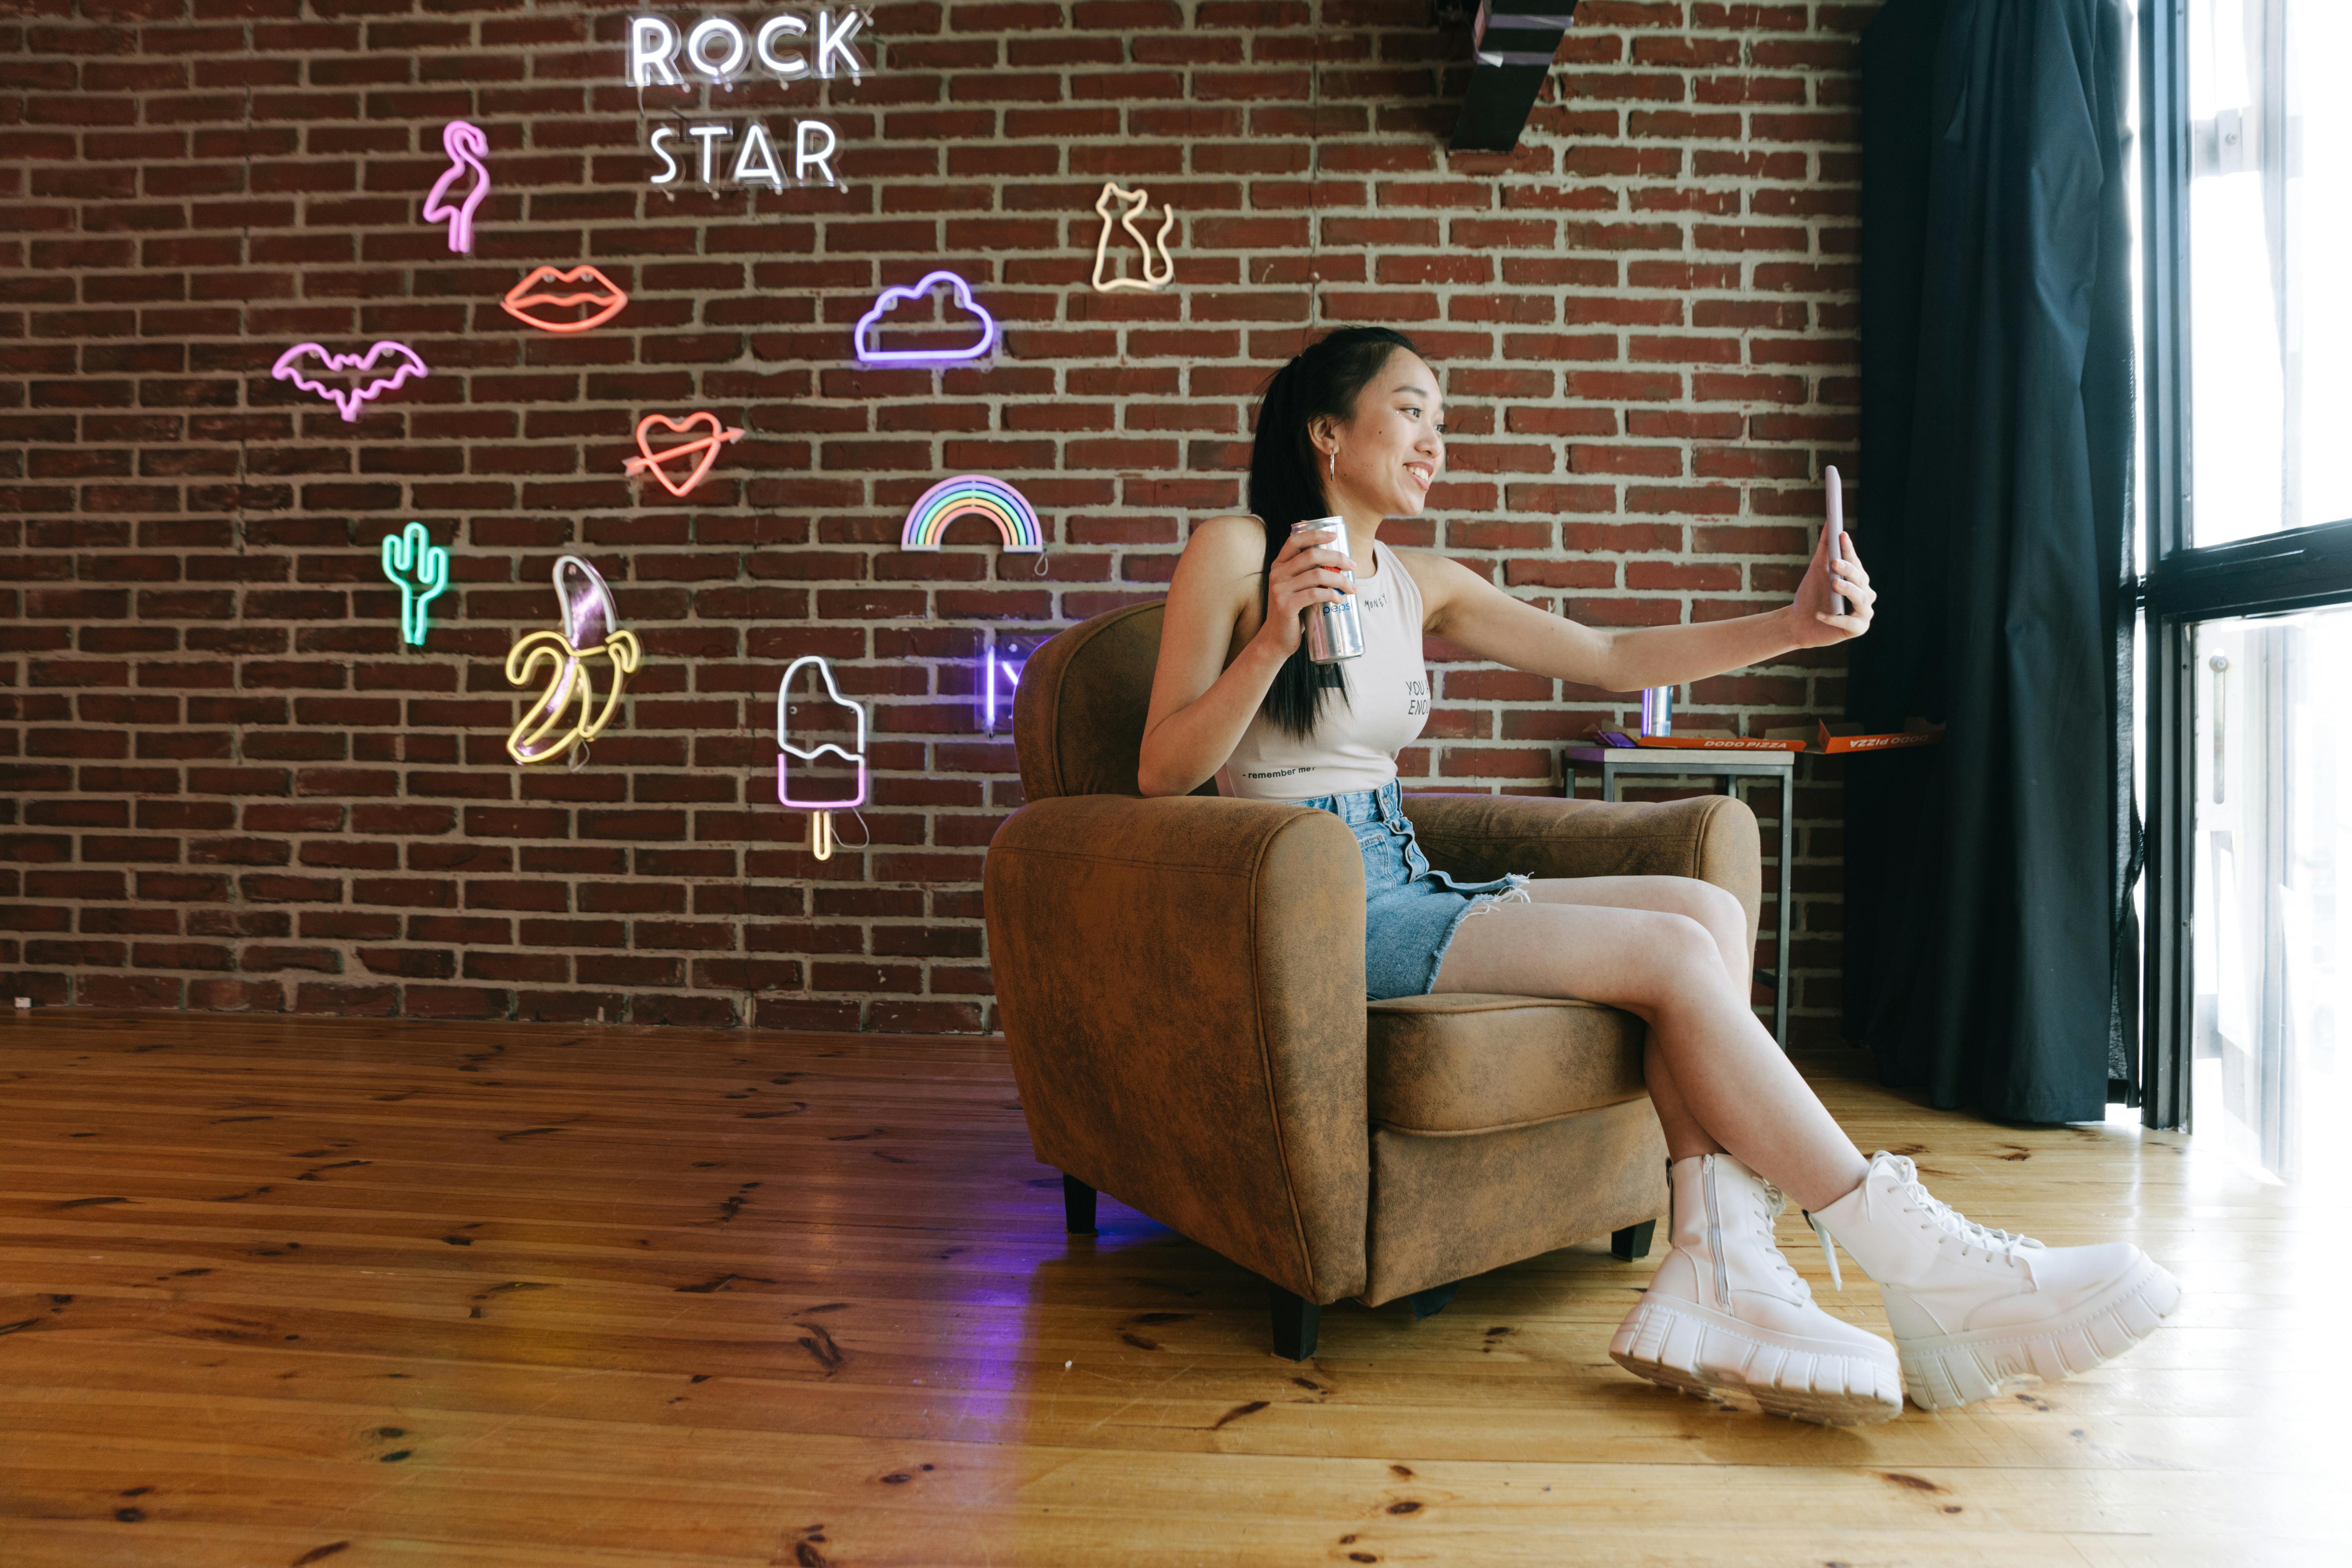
[
  {"left": 777, "top": 655, "right": 869, "bottom": 861},
  {"left": 629, "top": 11, "right": 864, "bottom": 191}
]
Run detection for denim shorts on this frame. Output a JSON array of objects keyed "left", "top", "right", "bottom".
[{"left": 1295, "top": 778, "right": 1532, "bottom": 1001}]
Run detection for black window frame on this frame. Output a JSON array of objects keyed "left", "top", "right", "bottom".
[{"left": 2137, "top": 0, "right": 2352, "bottom": 1129}]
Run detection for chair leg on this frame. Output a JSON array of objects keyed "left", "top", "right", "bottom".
[
  {"left": 1407, "top": 1280, "right": 1460, "bottom": 1321},
  {"left": 1611, "top": 1220, "right": 1656, "bottom": 1261},
  {"left": 1062, "top": 1173, "right": 1097, "bottom": 1235},
  {"left": 1268, "top": 1282, "right": 1321, "bottom": 1361}
]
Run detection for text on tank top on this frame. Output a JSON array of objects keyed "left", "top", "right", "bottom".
[{"left": 1217, "top": 540, "right": 1430, "bottom": 802}]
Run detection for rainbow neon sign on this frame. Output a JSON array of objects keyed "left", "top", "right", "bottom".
[{"left": 901, "top": 475, "right": 1043, "bottom": 554}]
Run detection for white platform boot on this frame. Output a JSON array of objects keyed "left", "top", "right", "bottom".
[
  {"left": 1610, "top": 1153, "right": 1903, "bottom": 1426},
  {"left": 1808, "top": 1151, "right": 2183, "bottom": 1411}
]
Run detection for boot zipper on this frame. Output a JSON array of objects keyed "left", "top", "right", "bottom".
[{"left": 1701, "top": 1155, "right": 1729, "bottom": 1308}]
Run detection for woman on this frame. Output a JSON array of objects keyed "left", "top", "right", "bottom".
[{"left": 1139, "top": 327, "right": 2180, "bottom": 1425}]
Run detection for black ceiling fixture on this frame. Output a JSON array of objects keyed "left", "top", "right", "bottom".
[{"left": 1447, "top": 2, "right": 1580, "bottom": 153}]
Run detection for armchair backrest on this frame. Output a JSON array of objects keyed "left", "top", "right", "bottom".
[{"left": 1012, "top": 601, "right": 1170, "bottom": 800}]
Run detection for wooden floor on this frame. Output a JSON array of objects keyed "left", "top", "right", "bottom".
[{"left": 0, "top": 1012, "right": 2336, "bottom": 1567}]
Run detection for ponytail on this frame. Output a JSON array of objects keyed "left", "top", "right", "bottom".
[{"left": 1246, "top": 326, "right": 1423, "bottom": 737}]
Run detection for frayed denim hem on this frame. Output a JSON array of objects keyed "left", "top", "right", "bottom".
[{"left": 1417, "top": 874, "right": 1534, "bottom": 995}]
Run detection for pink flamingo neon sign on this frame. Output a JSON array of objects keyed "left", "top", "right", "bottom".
[{"left": 421, "top": 120, "right": 490, "bottom": 254}]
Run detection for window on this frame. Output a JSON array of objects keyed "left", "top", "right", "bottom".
[
  {"left": 2187, "top": 0, "right": 2352, "bottom": 544},
  {"left": 2141, "top": 0, "right": 2352, "bottom": 1152}
]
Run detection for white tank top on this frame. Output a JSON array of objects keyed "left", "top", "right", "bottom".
[{"left": 1218, "top": 540, "right": 1431, "bottom": 801}]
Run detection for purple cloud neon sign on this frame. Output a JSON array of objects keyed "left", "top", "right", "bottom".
[
  {"left": 422, "top": 120, "right": 490, "bottom": 254},
  {"left": 853, "top": 271, "right": 998, "bottom": 367},
  {"left": 270, "top": 341, "right": 430, "bottom": 422}
]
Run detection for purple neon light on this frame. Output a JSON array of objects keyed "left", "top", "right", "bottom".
[
  {"left": 983, "top": 648, "right": 1026, "bottom": 733},
  {"left": 422, "top": 120, "right": 490, "bottom": 254},
  {"left": 852, "top": 270, "right": 998, "bottom": 366},
  {"left": 270, "top": 341, "right": 430, "bottom": 422}
]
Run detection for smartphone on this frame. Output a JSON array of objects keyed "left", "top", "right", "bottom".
[{"left": 1823, "top": 464, "right": 1847, "bottom": 616}]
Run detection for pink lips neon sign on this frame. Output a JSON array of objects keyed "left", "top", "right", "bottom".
[{"left": 270, "top": 341, "right": 430, "bottom": 421}]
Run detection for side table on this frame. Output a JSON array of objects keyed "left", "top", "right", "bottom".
[{"left": 1562, "top": 746, "right": 1797, "bottom": 1050}]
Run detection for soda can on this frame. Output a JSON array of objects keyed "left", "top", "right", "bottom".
[
  {"left": 1292, "top": 515, "right": 1365, "bottom": 664},
  {"left": 1641, "top": 685, "right": 1674, "bottom": 736}
]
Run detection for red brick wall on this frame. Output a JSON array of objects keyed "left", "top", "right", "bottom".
[{"left": 0, "top": 0, "right": 1869, "bottom": 1035}]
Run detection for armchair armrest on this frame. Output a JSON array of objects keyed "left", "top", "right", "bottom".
[
  {"left": 984, "top": 794, "right": 1371, "bottom": 1303},
  {"left": 1404, "top": 792, "right": 1763, "bottom": 953}
]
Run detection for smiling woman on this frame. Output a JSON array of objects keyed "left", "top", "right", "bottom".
[{"left": 1133, "top": 325, "right": 2177, "bottom": 1427}]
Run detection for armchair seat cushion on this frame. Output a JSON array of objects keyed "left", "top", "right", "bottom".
[{"left": 1366, "top": 993, "right": 1647, "bottom": 1136}]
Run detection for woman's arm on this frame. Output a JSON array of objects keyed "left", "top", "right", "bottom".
[
  {"left": 1137, "top": 515, "right": 1354, "bottom": 797},
  {"left": 1414, "top": 523, "right": 1876, "bottom": 692}
]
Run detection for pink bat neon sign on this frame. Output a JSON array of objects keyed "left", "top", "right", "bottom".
[
  {"left": 422, "top": 120, "right": 490, "bottom": 254},
  {"left": 270, "top": 341, "right": 430, "bottom": 422}
]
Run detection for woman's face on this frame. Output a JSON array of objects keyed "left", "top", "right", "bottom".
[{"left": 1319, "top": 349, "right": 1446, "bottom": 520}]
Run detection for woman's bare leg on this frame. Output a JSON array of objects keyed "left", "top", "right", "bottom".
[
  {"left": 1434, "top": 877, "right": 1867, "bottom": 1211},
  {"left": 1513, "top": 876, "right": 1747, "bottom": 1163}
]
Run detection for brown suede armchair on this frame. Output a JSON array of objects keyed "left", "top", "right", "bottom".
[{"left": 983, "top": 602, "right": 1764, "bottom": 1358}]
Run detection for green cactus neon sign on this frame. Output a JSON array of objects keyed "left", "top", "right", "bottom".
[{"left": 380, "top": 522, "right": 450, "bottom": 646}]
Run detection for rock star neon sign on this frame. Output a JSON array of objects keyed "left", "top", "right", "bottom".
[{"left": 629, "top": 10, "right": 867, "bottom": 191}]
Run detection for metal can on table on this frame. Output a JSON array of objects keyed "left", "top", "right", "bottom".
[
  {"left": 1641, "top": 685, "right": 1674, "bottom": 736},
  {"left": 1291, "top": 515, "right": 1364, "bottom": 664}
]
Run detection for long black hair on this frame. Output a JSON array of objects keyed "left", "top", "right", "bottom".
[{"left": 1246, "top": 326, "right": 1423, "bottom": 738}]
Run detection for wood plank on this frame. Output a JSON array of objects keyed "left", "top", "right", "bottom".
[{"left": 0, "top": 1010, "right": 2339, "bottom": 1565}]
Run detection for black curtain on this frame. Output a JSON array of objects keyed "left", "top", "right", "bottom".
[{"left": 1846, "top": 0, "right": 2138, "bottom": 1124}]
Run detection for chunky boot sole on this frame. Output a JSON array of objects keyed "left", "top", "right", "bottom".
[
  {"left": 1609, "top": 1293, "right": 1903, "bottom": 1427},
  {"left": 1895, "top": 1253, "right": 2183, "bottom": 1412}
]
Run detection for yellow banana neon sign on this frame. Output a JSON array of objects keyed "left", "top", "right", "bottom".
[{"left": 504, "top": 554, "right": 643, "bottom": 766}]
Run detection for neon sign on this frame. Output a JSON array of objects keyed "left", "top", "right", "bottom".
[
  {"left": 629, "top": 12, "right": 860, "bottom": 191},
  {"left": 379, "top": 522, "right": 451, "bottom": 647},
  {"left": 1091, "top": 182, "right": 1176, "bottom": 293},
  {"left": 500, "top": 266, "right": 629, "bottom": 334},
  {"left": 271, "top": 341, "right": 429, "bottom": 422},
  {"left": 648, "top": 119, "right": 838, "bottom": 190},
  {"left": 628, "top": 11, "right": 867, "bottom": 86},
  {"left": 504, "top": 555, "right": 643, "bottom": 767},
  {"left": 855, "top": 272, "right": 997, "bottom": 366},
  {"left": 625, "top": 413, "right": 746, "bottom": 499},
  {"left": 777, "top": 655, "right": 868, "bottom": 861},
  {"left": 422, "top": 120, "right": 490, "bottom": 254},
  {"left": 980, "top": 632, "right": 1044, "bottom": 735},
  {"left": 902, "top": 475, "right": 1043, "bottom": 552}
]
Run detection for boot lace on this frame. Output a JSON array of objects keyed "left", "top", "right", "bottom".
[
  {"left": 1875, "top": 1153, "right": 2038, "bottom": 1260},
  {"left": 1752, "top": 1180, "right": 1815, "bottom": 1302},
  {"left": 1805, "top": 1153, "right": 2042, "bottom": 1292}
]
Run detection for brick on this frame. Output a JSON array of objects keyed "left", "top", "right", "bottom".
[{"left": 0, "top": 0, "right": 1865, "bottom": 1046}]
